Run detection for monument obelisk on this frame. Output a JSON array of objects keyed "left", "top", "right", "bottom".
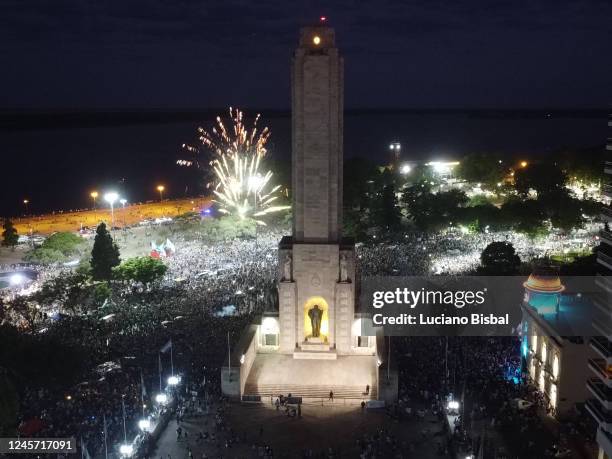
[{"left": 278, "top": 23, "right": 356, "bottom": 357}]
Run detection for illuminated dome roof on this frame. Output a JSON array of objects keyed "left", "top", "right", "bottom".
[{"left": 523, "top": 267, "right": 565, "bottom": 293}]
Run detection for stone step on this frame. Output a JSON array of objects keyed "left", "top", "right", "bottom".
[
  {"left": 300, "top": 342, "right": 331, "bottom": 352},
  {"left": 293, "top": 349, "right": 337, "bottom": 360},
  {"left": 243, "top": 384, "right": 377, "bottom": 400}
]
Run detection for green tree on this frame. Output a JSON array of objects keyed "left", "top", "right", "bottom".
[
  {"left": 372, "top": 184, "right": 402, "bottom": 231},
  {"left": 25, "top": 231, "right": 86, "bottom": 264},
  {"left": 501, "top": 198, "right": 547, "bottom": 238},
  {"left": 0, "top": 371, "right": 19, "bottom": 436},
  {"left": 90, "top": 222, "right": 120, "bottom": 280},
  {"left": 343, "top": 157, "right": 379, "bottom": 210},
  {"left": 1, "top": 219, "right": 18, "bottom": 250},
  {"left": 478, "top": 241, "right": 521, "bottom": 275},
  {"left": 456, "top": 153, "right": 506, "bottom": 188},
  {"left": 514, "top": 163, "right": 566, "bottom": 198},
  {"left": 113, "top": 256, "right": 168, "bottom": 284},
  {"left": 343, "top": 208, "right": 368, "bottom": 241},
  {"left": 92, "top": 283, "right": 111, "bottom": 306},
  {"left": 402, "top": 184, "right": 468, "bottom": 231}
]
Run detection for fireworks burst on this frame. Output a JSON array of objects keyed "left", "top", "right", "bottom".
[{"left": 181, "top": 107, "right": 288, "bottom": 223}]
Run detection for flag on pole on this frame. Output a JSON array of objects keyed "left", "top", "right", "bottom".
[
  {"left": 160, "top": 339, "right": 172, "bottom": 353},
  {"left": 140, "top": 370, "right": 147, "bottom": 399},
  {"left": 80, "top": 437, "right": 91, "bottom": 459}
]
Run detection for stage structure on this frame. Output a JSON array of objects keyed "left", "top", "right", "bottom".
[{"left": 221, "top": 23, "right": 395, "bottom": 403}]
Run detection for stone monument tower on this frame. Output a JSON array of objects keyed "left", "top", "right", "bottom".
[
  {"left": 278, "top": 24, "right": 356, "bottom": 358},
  {"left": 221, "top": 24, "right": 383, "bottom": 402}
]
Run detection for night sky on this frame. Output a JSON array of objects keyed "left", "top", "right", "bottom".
[{"left": 1, "top": 0, "right": 611, "bottom": 110}]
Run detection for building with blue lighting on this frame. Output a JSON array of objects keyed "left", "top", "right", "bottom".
[{"left": 522, "top": 268, "right": 595, "bottom": 417}]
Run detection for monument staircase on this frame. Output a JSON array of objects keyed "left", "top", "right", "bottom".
[{"left": 243, "top": 382, "right": 377, "bottom": 401}]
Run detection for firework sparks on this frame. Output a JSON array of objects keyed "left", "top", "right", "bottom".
[{"left": 183, "top": 108, "right": 288, "bottom": 223}]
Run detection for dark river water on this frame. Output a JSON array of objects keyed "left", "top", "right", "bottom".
[{"left": 0, "top": 110, "right": 608, "bottom": 216}]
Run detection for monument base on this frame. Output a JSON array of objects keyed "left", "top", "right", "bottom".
[{"left": 243, "top": 353, "right": 377, "bottom": 401}]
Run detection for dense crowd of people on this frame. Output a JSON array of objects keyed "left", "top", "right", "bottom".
[{"left": 0, "top": 220, "right": 602, "bottom": 458}]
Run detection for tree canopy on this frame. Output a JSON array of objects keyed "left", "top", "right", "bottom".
[
  {"left": 25, "top": 231, "right": 86, "bottom": 264},
  {"left": 113, "top": 256, "right": 168, "bottom": 284},
  {"left": 90, "top": 222, "right": 120, "bottom": 280},
  {"left": 479, "top": 241, "right": 521, "bottom": 275},
  {"left": 1, "top": 219, "right": 18, "bottom": 249},
  {"left": 455, "top": 153, "right": 506, "bottom": 188}
]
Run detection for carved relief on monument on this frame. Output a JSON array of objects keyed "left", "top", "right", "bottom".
[
  {"left": 339, "top": 252, "right": 350, "bottom": 283},
  {"left": 281, "top": 252, "right": 293, "bottom": 282}
]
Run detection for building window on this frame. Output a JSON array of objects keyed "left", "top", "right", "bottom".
[
  {"left": 357, "top": 336, "right": 369, "bottom": 348},
  {"left": 264, "top": 334, "right": 278, "bottom": 346}
]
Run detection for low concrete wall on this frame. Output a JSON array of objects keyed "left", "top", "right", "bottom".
[{"left": 221, "top": 323, "right": 258, "bottom": 399}]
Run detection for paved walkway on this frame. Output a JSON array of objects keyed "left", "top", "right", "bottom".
[{"left": 150, "top": 399, "right": 450, "bottom": 458}]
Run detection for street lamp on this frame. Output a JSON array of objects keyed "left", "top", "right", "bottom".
[
  {"left": 90, "top": 191, "right": 98, "bottom": 208},
  {"left": 104, "top": 192, "right": 119, "bottom": 229},
  {"left": 119, "top": 444, "right": 133, "bottom": 457},
  {"left": 156, "top": 185, "right": 165, "bottom": 202},
  {"left": 23, "top": 199, "right": 29, "bottom": 215},
  {"left": 155, "top": 393, "right": 167, "bottom": 404},
  {"left": 167, "top": 375, "right": 180, "bottom": 386},
  {"left": 138, "top": 418, "right": 151, "bottom": 431},
  {"left": 389, "top": 141, "right": 401, "bottom": 164}
]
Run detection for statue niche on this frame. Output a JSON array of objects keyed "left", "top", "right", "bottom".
[{"left": 308, "top": 305, "right": 323, "bottom": 338}]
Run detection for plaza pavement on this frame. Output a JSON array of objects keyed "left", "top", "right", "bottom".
[{"left": 150, "top": 400, "right": 450, "bottom": 459}]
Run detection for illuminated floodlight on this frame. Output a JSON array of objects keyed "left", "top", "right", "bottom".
[
  {"left": 119, "top": 444, "right": 133, "bottom": 457},
  {"left": 426, "top": 161, "right": 459, "bottom": 175},
  {"left": 313, "top": 35, "right": 321, "bottom": 45},
  {"left": 167, "top": 375, "right": 180, "bottom": 386},
  {"left": 119, "top": 198, "right": 127, "bottom": 206},
  {"left": 400, "top": 164, "right": 411, "bottom": 174},
  {"left": 104, "top": 192, "right": 119, "bottom": 205},
  {"left": 155, "top": 393, "right": 168, "bottom": 404},
  {"left": 447, "top": 400, "right": 460, "bottom": 411},
  {"left": 240, "top": 354, "right": 245, "bottom": 364},
  {"left": 9, "top": 273, "right": 25, "bottom": 286},
  {"left": 138, "top": 418, "right": 151, "bottom": 431}
]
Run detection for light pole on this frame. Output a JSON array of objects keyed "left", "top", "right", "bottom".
[
  {"left": 91, "top": 191, "right": 99, "bottom": 224},
  {"left": 104, "top": 192, "right": 119, "bottom": 230},
  {"left": 90, "top": 191, "right": 98, "bottom": 208},
  {"left": 389, "top": 141, "right": 401, "bottom": 167},
  {"left": 120, "top": 199, "right": 127, "bottom": 227},
  {"left": 121, "top": 394, "right": 127, "bottom": 444},
  {"left": 157, "top": 185, "right": 165, "bottom": 202},
  {"left": 23, "top": 199, "right": 29, "bottom": 215}
]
